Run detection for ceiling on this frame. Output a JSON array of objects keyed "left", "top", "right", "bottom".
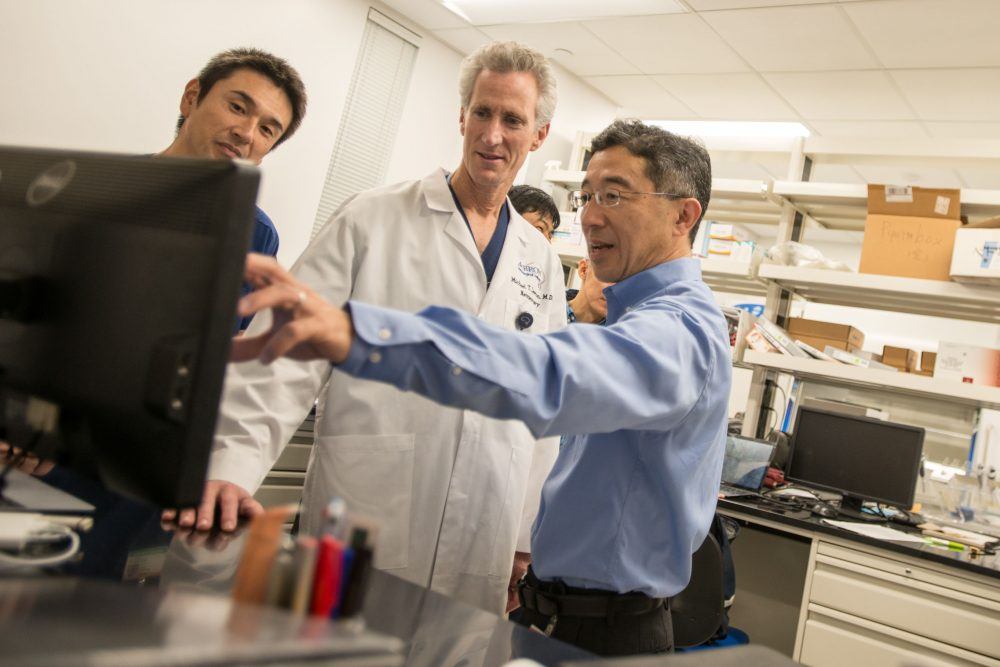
[{"left": 381, "top": 0, "right": 1000, "bottom": 188}]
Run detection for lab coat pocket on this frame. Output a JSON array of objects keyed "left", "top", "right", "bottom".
[{"left": 315, "top": 433, "right": 415, "bottom": 571}]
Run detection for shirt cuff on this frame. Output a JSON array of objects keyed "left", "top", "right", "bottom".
[{"left": 338, "top": 303, "right": 376, "bottom": 374}]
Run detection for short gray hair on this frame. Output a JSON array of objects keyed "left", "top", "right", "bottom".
[{"left": 458, "top": 42, "right": 557, "bottom": 127}]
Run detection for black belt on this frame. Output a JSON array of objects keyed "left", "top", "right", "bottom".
[{"left": 517, "top": 569, "right": 667, "bottom": 621}]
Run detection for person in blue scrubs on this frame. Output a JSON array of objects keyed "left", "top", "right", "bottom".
[
  {"left": 158, "top": 47, "right": 308, "bottom": 330},
  {"left": 232, "top": 119, "right": 731, "bottom": 657}
]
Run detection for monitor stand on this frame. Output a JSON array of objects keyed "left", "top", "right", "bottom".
[{"left": 837, "top": 494, "right": 886, "bottom": 523}]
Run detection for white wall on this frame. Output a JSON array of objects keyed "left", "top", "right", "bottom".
[
  {"left": 0, "top": 0, "right": 457, "bottom": 266},
  {"left": 0, "top": 0, "right": 618, "bottom": 265},
  {"left": 522, "top": 62, "right": 618, "bottom": 187}
]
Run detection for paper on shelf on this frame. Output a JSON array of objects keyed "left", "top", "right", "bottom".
[{"left": 822, "top": 519, "right": 926, "bottom": 543}]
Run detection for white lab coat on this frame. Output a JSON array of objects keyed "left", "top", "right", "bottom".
[{"left": 208, "top": 169, "right": 566, "bottom": 613}]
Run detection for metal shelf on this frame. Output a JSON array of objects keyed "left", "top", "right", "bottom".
[
  {"left": 700, "top": 257, "right": 768, "bottom": 297},
  {"left": 744, "top": 350, "right": 1000, "bottom": 410},
  {"left": 758, "top": 264, "right": 1000, "bottom": 324},
  {"left": 771, "top": 181, "right": 1000, "bottom": 230}
]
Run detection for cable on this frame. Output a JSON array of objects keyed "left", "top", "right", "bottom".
[
  {"left": 0, "top": 523, "right": 80, "bottom": 570},
  {"left": 771, "top": 383, "right": 788, "bottom": 435}
]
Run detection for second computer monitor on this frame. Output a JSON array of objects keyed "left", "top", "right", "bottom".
[{"left": 787, "top": 407, "right": 924, "bottom": 511}]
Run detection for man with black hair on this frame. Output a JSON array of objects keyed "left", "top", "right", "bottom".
[
  {"left": 231, "top": 118, "right": 731, "bottom": 655},
  {"left": 508, "top": 184, "right": 561, "bottom": 240},
  {"left": 159, "top": 47, "right": 307, "bottom": 330}
]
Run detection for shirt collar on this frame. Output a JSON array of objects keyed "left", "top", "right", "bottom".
[{"left": 603, "top": 257, "right": 702, "bottom": 323}]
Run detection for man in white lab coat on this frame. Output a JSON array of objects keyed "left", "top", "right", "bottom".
[{"left": 165, "top": 41, "right": 565, "bottom": 613}]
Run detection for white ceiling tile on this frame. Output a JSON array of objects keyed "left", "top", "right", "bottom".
[
  {"left": 652, "top": 73, "right": 798, "bottom": 120},
  {"left": 702, "top": 5, "right": 879, "bottom": 71},
  {"left": 925, "top": 122, "right": 1000, "bottom": 140},
  {"left": 430, "top": 27, "right": 492, "bottom": 54},
  {"left": 446, "top": 0, "right": 685, "bottom": 25},
  {"left": 380, "top": 0, "right": 470, "bottom": 30},
  {"left": 687, "top": 0, "right": 827, "bottom": 7},
  {"left": 891, "top": 69, "right": 1000, "bottom": 121},
  {"left": 479, "top": 22, "right": 640, "bottom": 76},
  {"left": 765, "top": 71, "right": 914, "bottom": 120},
  {"left": 582, "top": 14, "right": 748, "bottom": 74},
  {"left": 843, "top": 0, "right": 1000, "bottom": 69},
  {"left": 584, "top": 76, "right": 697, "bottom": 117},
  {"left": 853, "top": 165, "right": 963, "bottom": 188},
  {"left": 808, "top": 120, "right": 927, "bottom": 139}
]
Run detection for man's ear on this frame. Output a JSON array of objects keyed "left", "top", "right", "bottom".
[
  {"left": 675, "top": 198, "right": 702, "bottom": 238},
  {"left": 459, "top": 107, "right": 467, "bottom": 137},
  {"left": 577, "top": 258, "right": 589, "bottom": 282},
  {"left": 530, "top": 122, "right": 550, "bottom": 152},
  {"left": 179, "top": 78, "right": 201, "bottom": 119}
]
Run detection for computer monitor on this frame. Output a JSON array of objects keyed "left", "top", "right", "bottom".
[
  {"left": 0, "top": 146, "right": 259, "bottom": 507},
  {"left": 787, "top": 407, "right": 924, "bottom": 517}
]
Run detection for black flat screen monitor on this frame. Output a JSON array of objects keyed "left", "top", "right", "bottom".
[
  {"left": 787, "top": 407, "right": 924, "bottom": 513},
  {"left": 0, "top": 147, "right": 259, "bottom": 507}
]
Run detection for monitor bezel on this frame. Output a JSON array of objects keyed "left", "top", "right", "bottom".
[{"left": 786, "top": 406, "right": 924, "bottom": 510}]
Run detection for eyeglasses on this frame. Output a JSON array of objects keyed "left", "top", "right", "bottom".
[{"left": 570, "top": 188, "right": 687, "bottom": 209}]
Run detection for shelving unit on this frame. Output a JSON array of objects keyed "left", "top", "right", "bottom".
[
  {"left": 757, "top": 265, "right": 1000, "bottom": 324},
  {"left": 771, "top": 181, "right": 1000, "bottom": 231},
  {"left": 744, "top": 351, "right": 1000, "bottom": 411},
  {"left": 544, "top": 134, "right": 1000, "bottom": 444}
]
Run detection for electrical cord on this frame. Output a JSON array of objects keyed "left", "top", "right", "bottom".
[
  {"left": 770, "top": 383, "right": 788, "bottom": 436},
  {"left": 0, "top": 522, "right": 80, "bottom": 571}
]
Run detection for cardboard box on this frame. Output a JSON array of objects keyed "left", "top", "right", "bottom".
[
  {"left": 915, "top": 351, "right": 936, "bottom": 377},
  {"left": 787, "top": 318, "right": 865, "bottom": 353},
  {"left": 867, "top": 184, "right": 961, "bottom": 220},
  {"left": 950, "top": 216, "right": 1000, "bottom": 285},
  {"left": 860, "top": 184, "right": 963, "bottom": 282},
  {"left": 933, "top": 342, "right": 1000, "bottom": 387},
  {"left": 883, "top": 346, "right": 918, "bottom": 372}
]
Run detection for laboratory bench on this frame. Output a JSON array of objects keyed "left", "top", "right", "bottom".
[
  {"left": 0, "top": 468, "right": 796, "bottom": 666},
  {"left": 717, "top": 497, "right": 1000, "bottom": 666}
]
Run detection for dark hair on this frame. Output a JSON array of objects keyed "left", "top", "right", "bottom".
[
  {"left": 589, "top": 119, "right": 711, "bottom": 243},
  {"left": 176, "top": 47, "right": 307, "bottom": 148},
  {"left": 508, "top": 184, "right": 561, "bottom": 231}
]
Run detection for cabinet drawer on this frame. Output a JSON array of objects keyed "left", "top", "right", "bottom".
[
  {"left": 800, "top": 608, "right": 987, "bottom": 667},
  {"left": 809, "top": 546, "right": 1000, "bottom": 659},
  {"left": 272, "top": 443, "right": 312, "bottom": 472},
  {"left": 255, "top": 471, "right": 305, "bottom": 508},
  {"left": 254, "top": 484, "right": 304, "bottom": 508}
]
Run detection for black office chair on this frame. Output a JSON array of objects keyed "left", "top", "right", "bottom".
[{"left": 671, "top": 532, "right": 724, "bottom": 649}]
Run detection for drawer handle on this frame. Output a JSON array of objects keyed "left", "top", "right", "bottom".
[{"left": 904, "top": 568, "right": 912, "bottom": 575}]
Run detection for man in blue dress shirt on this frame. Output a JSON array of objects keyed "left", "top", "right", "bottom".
[
  {"left": 158, "top": 47, "right": 307, "bottom": 330},
  {"left": 232, "top": 119, "right": 731, "bottom": 656}
]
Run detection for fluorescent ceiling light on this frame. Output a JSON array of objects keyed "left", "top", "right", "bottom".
[
  {"left": 647, "top": 120, "right": 811, "bottom": 139},
  {"left": 441, "top": 0, "right": 685, "bottom": 26}
]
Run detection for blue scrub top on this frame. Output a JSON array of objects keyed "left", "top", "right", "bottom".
[
  {"left": 237, "top": 206, "right": 279, "bottom": 331},
  {"left": 446, "top": 179, "right": 509, "bottom": 286}
]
